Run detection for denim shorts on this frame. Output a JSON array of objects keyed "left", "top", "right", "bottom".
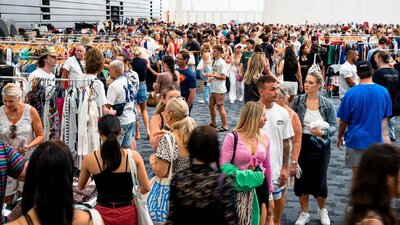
[
  {"left": 269, "top": 180, "right": 285, "bottom": 201},
  {"left": 137, "top": 83, "right": 148, "bottom": 104},
  {"left": 120, "top": 122, "right": 135, "bottom": 148}
]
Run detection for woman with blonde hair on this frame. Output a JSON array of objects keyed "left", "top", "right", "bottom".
[
  {"left": 149, "top": 86, "right": 181, "bottom": 149},
  {"left": 244, "top": 52, "right": 267, "bottom": 103},
  {"left": 150, "top": 98, "right": 196, "bottom": 177},
  {"left": 220, "top": 101, "right": 273, "bottom": 225},
  {"left": 290, "top": 71, "right": 337, "bottom": 225},
  {"left": 0, "top": 83, "right": 44, "bottom": 204}
]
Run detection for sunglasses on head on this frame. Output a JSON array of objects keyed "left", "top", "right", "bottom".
[{"left": 9, "top": 125, "right": 16, "bottom": 139}]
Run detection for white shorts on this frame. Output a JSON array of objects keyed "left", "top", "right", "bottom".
[{"left": 283, "top": 81, "right": 298, "bottom": 95}]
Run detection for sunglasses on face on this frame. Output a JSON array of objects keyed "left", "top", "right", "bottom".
[{"left": 9, "top": 125, "right": 16, "bottom": 139}]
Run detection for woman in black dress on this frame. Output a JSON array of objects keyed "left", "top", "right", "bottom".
[{"left": 290, "top": 71, "right": 337, "bottom": 225}]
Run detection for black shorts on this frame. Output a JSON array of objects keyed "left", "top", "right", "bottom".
[{"left": 255, "top": 177, "right": 269, "bottom": 212}]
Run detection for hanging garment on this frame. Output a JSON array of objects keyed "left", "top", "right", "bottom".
[
  {"left": 69, "top": 88, "right": 79, "bottom": 157},
  {"left": 61, "top": 89, "right": 69, "bottom": 146},
  {"left": 87, "top": 98, "right": 99, "bottom": 153},
  {"left": 77, "top": 87, "right": 89, "bottom": 156}
]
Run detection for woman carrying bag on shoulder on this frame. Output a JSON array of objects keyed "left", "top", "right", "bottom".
[
  {"left": 148, "top": 98, "right": 196, "bottom": 225},
  {"left": 78, "top": 115, "right": 151, "bottom": 225},
  {"left": 220, "top": 101, "right": 273, "bottom": 225}
]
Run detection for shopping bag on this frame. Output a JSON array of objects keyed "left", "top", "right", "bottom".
[
  {"left": 146, "top": 134, "right": 175, "bottom": 225},
  {"left": 127, "top": 149, "right": 153, "bottom": 225}
]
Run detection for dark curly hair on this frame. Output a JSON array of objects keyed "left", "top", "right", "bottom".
[{"left": 85, "top": 48, "right": 104, "bottom": 74}]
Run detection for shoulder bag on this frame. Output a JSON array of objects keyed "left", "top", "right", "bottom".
[
  {"left": 127, "top": 149, "right": 153, "bottom": 225},
  {"left": 146, "top": 134, "right": 175, "bottom": 225},
  {"left": 307, "top": 54, "right": 322, "bottom": 75}
]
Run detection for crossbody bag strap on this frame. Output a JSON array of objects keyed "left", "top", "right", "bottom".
[
  {"left": 75, "top": 55, "right": 85, "bottom": 74},
  {"left": 126, "top": 149, "right": 139, "bottom": 196},
  {"left": 165, "top": 133, "right": 175, "bottom": 179},
  {"left": 230, "top": 130, "right": 238, "bottom": 164},
  {"left": 313, "top": 53, "right": 317, "bottom": 64}
]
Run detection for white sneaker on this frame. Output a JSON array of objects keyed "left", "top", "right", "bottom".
[
  {"left": 198, "top": 100, "right": 205, "bottom": 104},
  {"left": 319, "top": 208, "right": 330, "bottom": 225},
  {"left": 295, "top": 212, "right": 310, "bottom": 225}
]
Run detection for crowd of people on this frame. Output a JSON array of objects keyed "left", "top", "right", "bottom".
[{"left": 0, "top": 20, "right": 399, "bottom": 225}]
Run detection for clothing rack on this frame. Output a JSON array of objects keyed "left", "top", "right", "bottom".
[{"left": 0, "top": 41, "right": 53, "bottom": 46}]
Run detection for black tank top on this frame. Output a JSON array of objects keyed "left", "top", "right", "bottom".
[
  {"left": 283, "top": 61, "right": 299, "bottom": 82},
  {"left": 92, "top": 151, "right": 133, "bottom": 203}
]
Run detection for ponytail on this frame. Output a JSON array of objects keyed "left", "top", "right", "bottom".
[
  {"left": 98, "top": 115, "right": 122, "bottom": 173},
  {"left": 171, "top": 116, "right": 195, "bottom": 149},
  {"left": 162, "top": 55, "right": 178, "bottom": 81}
]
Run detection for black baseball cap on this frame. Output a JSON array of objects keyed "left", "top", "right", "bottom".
[
  {"left": 356, "top": 61, "right": 372, "bottom": 76},
  {"left": 379, "top": 37, "right": 388, "bottom": 45}
]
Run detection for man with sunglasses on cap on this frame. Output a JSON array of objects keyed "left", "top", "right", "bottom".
[{"left": 28, "top": 47, "right": 57, "bottom": 91}]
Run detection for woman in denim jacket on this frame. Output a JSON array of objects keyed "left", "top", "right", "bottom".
[{"left": 290, "top": 71, "right": 337, "bottom": 225}]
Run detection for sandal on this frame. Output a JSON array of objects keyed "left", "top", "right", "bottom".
[
  {"left": 209, "top": 123, "right": 218, "bottom": 128},
  {"left": 216, "top": 127, "right": 229, "bottom": 132}
]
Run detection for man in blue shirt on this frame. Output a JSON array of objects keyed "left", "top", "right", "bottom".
[
  {"left": 337, "top": 61, "right": 392, "bottom": 178},
  {"left": 177, "top": 50, "right": 196, "bottom": 113}
]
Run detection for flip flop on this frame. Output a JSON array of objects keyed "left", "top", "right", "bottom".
[
  {"left": 209, "top": 123, "right": 218, "bottom": 128},
  {"left": 216, "top": 127, "right": 229, "bottom": 132}
]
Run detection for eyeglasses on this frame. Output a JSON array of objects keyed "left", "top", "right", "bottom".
[
  {"left": 176, "top": 57, "right": 184, "bottom": 60},
  {"left": 167, "top": 96, "right": 185, "bottom": 101},
  {"left": 9, "top": 125, "right": 16, "bottom": 139}
]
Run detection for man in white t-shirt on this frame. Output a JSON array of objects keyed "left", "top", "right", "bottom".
[
  {"left": 28, "top": 47, "right": 57, "bottom": 90},
  {"left": 258, "top": 75, "right": 294, "bottom": 225},
  {"left": 290, "top": 34, "right": 301, "bottom": 58},
  {"left": 106, "top": 61, "right": 136, "bottom": 149},
  {"left": 62, "top": 45, "right": 86, "bottom": 82},
  {"left": 339, "top": 50, "right": 359, "bottom": 98},
  {"left": 207, "top": 45, "right": 228, "bottom": 132}
]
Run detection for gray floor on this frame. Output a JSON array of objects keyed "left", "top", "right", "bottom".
[{"left": 135, "top": 81, "right": 400, "bottom": 225}]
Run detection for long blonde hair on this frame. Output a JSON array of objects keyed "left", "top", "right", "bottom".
[
  {"left": 165, "top": 98, "right": 195, "bottom": 148},
  {"left": 244, "top": 52, "right": 266, "bottom": 85},
  {"left": 235, "top": 101, "right": 266, "bottom": 146}
]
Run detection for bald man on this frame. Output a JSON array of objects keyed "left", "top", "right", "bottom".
[
  {"left": 62, "top": 45, "right": 86, "bottom": 81},
  {"left": 106, "top": 61, "right": 136, "bottom": 149}
]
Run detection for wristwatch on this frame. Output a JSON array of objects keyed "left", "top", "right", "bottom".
[{"left": 291, "top": 160, "right": 298, "bottom": 164}]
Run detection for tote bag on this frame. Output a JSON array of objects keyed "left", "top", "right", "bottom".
[
  {"left": 127, "top": 149, "right": 153, "bottom": 225},
  {"left": 307, "top": 54, "right": 322, "bottom": 75},
  {"left": 146, "top": 134, "right": 175, "bottom": 225}
]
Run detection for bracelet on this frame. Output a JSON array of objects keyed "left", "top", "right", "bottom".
[{"left": 291, "top": 160, "right": 298, "bottom": 164}]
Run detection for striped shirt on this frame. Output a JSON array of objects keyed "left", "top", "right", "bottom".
[{"left": 0, "top": 141, "right": 27, "bottom": 223}]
